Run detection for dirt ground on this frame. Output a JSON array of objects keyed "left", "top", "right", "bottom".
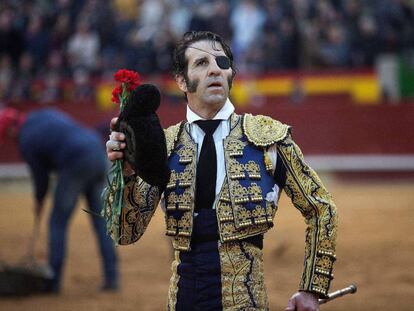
[{"left": 0, "top": 176, "right": 413, "bottom": 311}]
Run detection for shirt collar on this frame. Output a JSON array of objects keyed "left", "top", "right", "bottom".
[{"left": 186, "top": 98, "right": 235, "bottom": 123}]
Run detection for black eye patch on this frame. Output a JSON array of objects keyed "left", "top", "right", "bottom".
[{"left": 216, "top": 56, "right": 231, "bottom": 69}]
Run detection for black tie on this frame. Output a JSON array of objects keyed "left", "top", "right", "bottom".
[{"left": 195, "top": 120, "right": 221, "bottom": 211}]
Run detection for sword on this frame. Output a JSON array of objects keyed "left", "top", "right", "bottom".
[{"left": 319, "top": 284, "right": 357, "bottom": 305}]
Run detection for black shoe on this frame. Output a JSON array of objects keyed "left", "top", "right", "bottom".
[{"left": 99, "top": 282, "right": 119, "bottom": 292}]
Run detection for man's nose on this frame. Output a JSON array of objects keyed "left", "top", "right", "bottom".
[{"left": 208, "top": 60, "right": 221, "bottom": 75}]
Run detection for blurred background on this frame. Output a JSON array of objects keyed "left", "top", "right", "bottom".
[
  {"left": 0, "top": 0, "right": 413, "bottom": 310},
  {"left": 1, "top": 0, "right": 414, "bottom": 168}
]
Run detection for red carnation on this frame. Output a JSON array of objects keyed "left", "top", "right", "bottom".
[
  {"left": 111, "top": 85, "right": 122, "bottom": 104},
  {"left": 114, "top": 69, "right": 141, "bottom": 86},
  {"left": 126, "top": 80, "right": 140, "bottom": 92},
  {"left": 111, "top": 69, "right": 141, "bottom": 109}
]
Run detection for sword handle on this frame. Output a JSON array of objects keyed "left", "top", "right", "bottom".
[{"left": 318, "top": 284, "right": 357, "bottom": 305}]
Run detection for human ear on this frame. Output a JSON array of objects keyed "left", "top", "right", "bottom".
[{"left": 175, "top": 75, "right": 188, "bottom": 92}]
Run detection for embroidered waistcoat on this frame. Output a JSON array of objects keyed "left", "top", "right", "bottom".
[{"left": 164, "top": 114, "right": 284, "bottom": 251}]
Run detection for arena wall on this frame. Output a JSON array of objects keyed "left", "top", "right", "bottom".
[{"left": 1, "top": 72, "right": 414, "bottom": 174}]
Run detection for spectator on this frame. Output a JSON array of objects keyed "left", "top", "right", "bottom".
[
  {"left": 230, "top": 0, "right": 266, "bottom": 66},
  {"left": 24, "top": 16, "right": 49, "bottom": 72},
  {"left": 0, "top": 55, "right": 13, "bottom": 101},
  {"left": 278, "top": 17, "right": 300, "bottom": 69},
  {"left": 152, "top": 30, "right": 176, "bottom": 73},
  {"left": 67, "top": 19, "right": 100, "bottom": 72},
  {"left": 72, "top": 67, "right": 95, "bottom": 102},
  {"left": 168, "top": 1, "right": 191, "bottom": 38},
  {"left": 316, "top": 23, "right": 350, "bottom": 67},
  {"left": 10, "top": 52, "right": 35, "bottom": 102},
  {"left": 49, "top": 13, "right": 71, "bottom": 51},
  {"left": 261, "top": 30, "right": 282, "bottom": 72},
  {"left": 207, "top": 0, "right": 233, "bottom": 42},
  {"left": 137, "top": 0, "right": 166, "bottom": 41},
  {"left": 188, "top": 4, "right": 212, "bottom": 33},
  {"left": 39, "top": 72, "right": 62, "bottom": 105},
  {"left": 0, "top": 8, "right": 24, "bottom": 66},
  {"left": 351, "top": 14, "right": 380, "bottom": 66}
]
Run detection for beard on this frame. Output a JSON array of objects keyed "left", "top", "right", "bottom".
[
  {"left": 186, "top": 76, "right": 199, "bottom": 93},
  {"left": 184, "top": 74, "right": 233, "bottom": 94}
]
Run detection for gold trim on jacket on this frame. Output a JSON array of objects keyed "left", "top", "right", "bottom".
[{"left": 277, "top": 135, "right": 338, "bottom": 297}]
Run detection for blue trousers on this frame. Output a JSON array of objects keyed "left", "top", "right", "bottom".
[
  {"left": 168, "top": 209, "right": 268, "bottom": 311},
  {"left": 48, "top": 153, "right": 117, "bottom": 291}
]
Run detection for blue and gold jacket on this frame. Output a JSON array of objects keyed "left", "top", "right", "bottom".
[{"left": 112, "top": 113, "right": 338, "bottom": 297}]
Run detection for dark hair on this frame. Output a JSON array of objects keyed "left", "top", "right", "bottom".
[{"left": 172, "top": 31, "right": 236, "bottom": 79}]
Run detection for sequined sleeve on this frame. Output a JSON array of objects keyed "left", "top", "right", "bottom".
[
  {"left": 276, "top": 135, "right": 338, "bottom": 297},
  {"left": 117, "top": 174, "right": 162, "bottom": 245}
]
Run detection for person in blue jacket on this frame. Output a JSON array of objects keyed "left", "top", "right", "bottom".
[{"left": 0, "top": 107, "right": 118, "bottom": 293}]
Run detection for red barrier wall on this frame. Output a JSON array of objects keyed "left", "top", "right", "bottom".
[{"left": 1, "top": 94, "right": 413, "bottom": 164}]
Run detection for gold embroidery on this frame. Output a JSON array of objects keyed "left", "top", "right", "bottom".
[
  {"left": 311, "top": 274, "right": 331, "bottom": 294},
  {"left": 178, "top": 146, "right": 193, "bottom": 163},
  {"left": 245, "top": 161, "right": 261, "bottom": 179},
  {"left": 177, "top": 189, "right": 192, "bottom": 211},
  {"left": 228, "top": 158, "right": 262, "bottom": 181},
  {"left": 227, "top": 139, "right": 245, "bottom": 157},
  {"left": 251, "top": 205, "right": 267, "bottom": 224},
  {"left": 222, "top": 180, "right": 266, "bottom": 229},
  {"left": 229, "top": 113, "right": 243, "bottom": 137},
  {"left": 221, "top": 193, "right": 231, "bottom": 202},
  {"left": 278, "top": 135, "right": 338, "bottom": 297},
  {"left": 315, "top": 255, "right": 334, "bottom": 272},
  {"left": 164, "top": 122, "right": 183, "bottom": 157},
  {"left": 167, "top": 250, "right": 181, "bottom": 311},
  {"left": 166, "top": 189, "right": 192, "bottom": 211},
  {"left": 104, "top": 179, "right": 117, "bottom": 218},
  {"left": 228, "top": 158, "right": 246, "bottom": 180},
  {"left": 263, "top": 151, "right": 273, "bottom": 173},
  {"left": 236, "top": 208, "right": 252, "bottom": 227},
  {"left": 118, "top": 177, "right": 161, "bottom": 245},
  {"left": 232, "top": 181, "right": 249, "bottom": 204},
  {"left": 221, "top": 116, "right": 276, "bottom": 236},
  {"left": 249, "top": 183, "right": 263, "bottom": 203},
  {"left": 218, "top": 216, "right": 269, "bottom": 243},
  {"left": 166, "top": 216, "right": 177, "bottom": 236},
  {"left": 167, "top": 127, "right": 197, "bottom": 251},
  {"left": 177, "top": 211, "right": 192, "bottom": 236},
  {"left": 172, "top": 236, "right": 191, "bottom": 251},
  {"left": 166, "top": 170, "right": 178, "bottom": 190},
  {"left": 266, "top": 201, "right": 276, "bottom": 223},
  {"left": 178, "top": 166, "right": 194, "bottom": 188},
  {"left": 219, "top": 241, "right": 268, "bottom": 309},
  {"left": 243, "top": 114, "right": 290, "bottom": 147},
  {"left": 166, "top": 192, "right": 178, "bottom": 210},
  {"left": 217, "top": 202, "right": 234, "bottom": 222}
]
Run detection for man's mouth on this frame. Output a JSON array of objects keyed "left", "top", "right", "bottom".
[{"left": 208, "top": 82, "right": 223, "bottom": 88}]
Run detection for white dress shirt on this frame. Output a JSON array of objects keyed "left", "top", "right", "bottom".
[{"left": 186, "top": 99, "right": 279, "bottom": 202}]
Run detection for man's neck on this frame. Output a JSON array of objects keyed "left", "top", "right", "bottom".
[
  {"left": 194, "top": 107, "right": 222, "bottom": 119},
  {"left": 187, "top": 101, "right": 225, "bottom": 120},
  {"left": 187, "top": 98, "right": 234, "bottom": 123}
]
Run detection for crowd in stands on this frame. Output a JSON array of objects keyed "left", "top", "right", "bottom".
[{"left": 0, "top": 0, "right": 413, "bottom": 104}]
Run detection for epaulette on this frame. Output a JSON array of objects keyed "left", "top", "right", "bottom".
[
  {"left": 242, "top": 113, "right": 290, "bottom": 147},
  {"left": 164, "top": 121, "right": 184, "bottom": 157}
]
